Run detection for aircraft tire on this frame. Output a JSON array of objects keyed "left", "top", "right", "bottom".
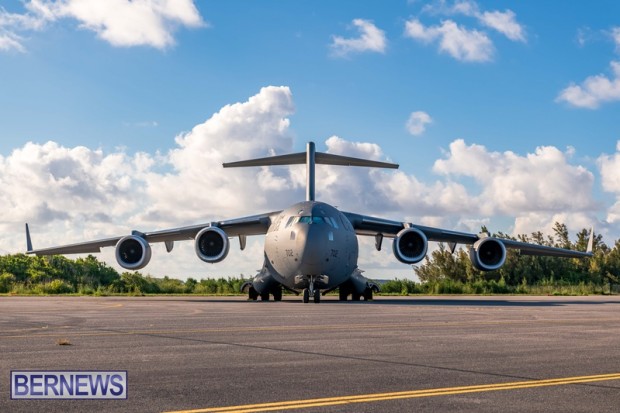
[
  {"left": 303, "top": 288, "right": 309, "bottom": 303},
  {"left": 273, "top": 287, "right": 282, "bottom": 301},
  {"left": 351, "top": 292, "right": 361, "bottom": 301},
  {"left": 338, "top": 288, "right": 348, "bottom": 301},
  {"left": 248, "top": 287, "right": 259, "bottom": 301},
  {"left": 260, "top": 292, "right": 270, "bottom": 301},
  {"left": 313, "top": 289, "right": 320, "bottom": 303},
  {"left": 363, "top": 288, "right": 373, "bottom": 301}
]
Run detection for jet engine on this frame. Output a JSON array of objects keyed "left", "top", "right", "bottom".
[
  {"left": 115, "top": 235, "right": 152, "bottom": 270},
  {"left": 195, "top": 227, "right": 230, "bottom": 263},
  {"left": 393, "top": 227, "right": 428, "bottom": 264},
  {"left": 469, "top": 237, "right": 506, "bottom": 271}
]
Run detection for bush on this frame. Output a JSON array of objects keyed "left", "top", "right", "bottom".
[
  {"left": 35, "top": 279, "right": 75, "bottom": 294},
  {"left": 0, "top": 272, "right": 16, "bottom": 293}
]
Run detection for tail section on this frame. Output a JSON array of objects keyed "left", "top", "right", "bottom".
[{"left": 223, "top": 141, "right": 398, "bottom": 201}]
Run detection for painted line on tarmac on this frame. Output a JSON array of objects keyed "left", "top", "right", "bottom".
[
  {"left": 3, "top": 318, "right": 619, "bottom": 339},
  {"left": 163, "top": 373, "right": 620, "bottom": 413}
]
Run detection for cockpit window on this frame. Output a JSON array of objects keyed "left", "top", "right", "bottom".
[
  {"left": 327, "top": 217, "right": 339, "bottom": 228},
  {"left": 284, "top": 216, "right": 297, "bottom": 228},
  {"left": 287, "top": 215, "right": 341, "bottom": 227}
]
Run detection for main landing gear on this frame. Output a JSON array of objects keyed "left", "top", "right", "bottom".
[
  {"left": 247, "top": 285, "right": 282, "bottom": 301},
  {"left": 338, "top": 286, "right": 374, "bottom": 301}
]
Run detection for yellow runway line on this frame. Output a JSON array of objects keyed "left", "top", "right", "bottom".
[{"left": 164, "top": 373, "right": 620, "bottom": 413}]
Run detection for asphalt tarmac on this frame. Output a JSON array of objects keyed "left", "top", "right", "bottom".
[{"left": 1, "top": 295, "right": 620, "bottom": 412}]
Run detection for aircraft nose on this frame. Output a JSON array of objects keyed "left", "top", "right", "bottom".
[{"left": 297, "top": 224, "right": 331, "bottom": 274}]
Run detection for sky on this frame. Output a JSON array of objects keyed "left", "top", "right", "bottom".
[{"left": 1, "top": 0, "right": 620, "bottom": 281}]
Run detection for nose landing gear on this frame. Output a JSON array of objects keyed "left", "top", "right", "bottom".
[{"left": 302, "top": 277, "right": 321, "bottom": 303}]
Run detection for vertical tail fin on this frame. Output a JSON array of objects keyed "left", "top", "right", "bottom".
[
  {"left": 306, "top": 142, "right": 316, "bottom": 201},
  {"left": 223, "top": 141, "right": 399, "bottom": 201}
]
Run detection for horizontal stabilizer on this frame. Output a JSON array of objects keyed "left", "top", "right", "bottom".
[
  {"left": 315, "top": 153, "right": 398, "bottom": 169},
  {"left": 223, "top": 142, "right": 399, "bottom": 201},
  {"left": 223, "top": 152, "right": 306, "bottom": 168},
  {"left": 223, "top": 151, "right": 398, "bottom": 169}
]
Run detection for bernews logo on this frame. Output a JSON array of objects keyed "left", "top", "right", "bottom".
[{"left": 11, "top": 370, "right": 127, "bottom": 400}]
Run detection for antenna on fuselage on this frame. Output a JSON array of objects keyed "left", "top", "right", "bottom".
[{"left": 223, "top": 141, "right": 399, "bottom": 201}]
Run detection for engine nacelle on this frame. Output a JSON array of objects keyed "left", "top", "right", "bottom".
[
  {"left": 393, "top": 227, "right": 428, "bottom": 264},
  {"left": 469, "top": 237, "right": 506, "bottom": 271},
  {"left": 195, "top": 227, "right": 230, "bottom": 263},
  {"left": 115, "top": 235, "right": 152, "bottom": 270}
]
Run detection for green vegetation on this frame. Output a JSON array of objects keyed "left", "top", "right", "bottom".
[
  {"left": 0, "top": 223, "right": 617, "bottom": 296},
  {"left": 409, "top": 223, "right": 618, "bottom": 295},
  {"left": 0, "top": 254, "right": 247, "bottom": 296}
]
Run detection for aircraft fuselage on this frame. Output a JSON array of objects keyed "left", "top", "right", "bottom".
[{"left": 264, "top": 201, "right": 358, "bottom": 290}]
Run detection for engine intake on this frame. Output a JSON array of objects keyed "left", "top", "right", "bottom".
[
  {"left": 469, "top": 237, "right": 506, "bottom": 271},
  {"left": 393, "top": 227, "right": 428, "bottom": 264},
  {"left": 115, "top": 235, "right": 152, "bottom": 270},
  {"left": 195, "top": 227, "right": 230, "bottom": 263}
]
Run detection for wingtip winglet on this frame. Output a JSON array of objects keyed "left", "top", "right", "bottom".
[
  {"left": 586, "top": 226, "right": 594, "bottom": 255},
  {"left": 25, "top": 223, "right": 33, "bottom": 253}
]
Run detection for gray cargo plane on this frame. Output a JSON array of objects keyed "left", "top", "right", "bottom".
[{"left": 26, "top": 142, "right": 593, "bottom": 303}]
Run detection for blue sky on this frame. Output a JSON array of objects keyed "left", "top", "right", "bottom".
[{"left": 1, "top": 1, "right": 619, "bottom": 279}]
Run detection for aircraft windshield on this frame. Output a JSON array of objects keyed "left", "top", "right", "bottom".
[
  {"left": 299, "top": 216, "right": 325, "bottom": 224},
  {"left": 286, "top": 215, "right": 339, "bottom": 227}
]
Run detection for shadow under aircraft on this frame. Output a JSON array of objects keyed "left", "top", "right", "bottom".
[{"left": 26, "top": 142, "right": 593, "bottom": 303}]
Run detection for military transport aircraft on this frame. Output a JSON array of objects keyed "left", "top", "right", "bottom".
[{"left": 26, "top": 142, "right": 593, "bottom": 303}]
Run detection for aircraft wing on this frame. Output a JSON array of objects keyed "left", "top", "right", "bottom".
[
  {"left": 342, "top": 211, "right": 593, "bottom": 258},
  {"left": 26, "top": 211, "right": 280, "bottom": 256}
]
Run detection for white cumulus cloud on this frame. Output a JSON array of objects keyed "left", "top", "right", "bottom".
[
  {"left": 0, "top": 0, "right": 204, "bottom": 51},
  {"left": 0, "top": 87, "right": 296, "bottom": 277},
  {"left": 0, "top": 33, "right": 25, "bottom": 52},
  {"left": 0, "top": 141, "right": 151, "bottom": 226},
  {"left": 408, "top": 1, "right": 525, "bottom": 62},
  {"left": 432, "top": 139, "right": 595, "bottom": 219},
  {"left": 598, "top": 141, "right": 620, "bottom": 224},
  {"left": 144, "top": 85, "right": 297, "bottom": 222},
  {"left": 405, "top": 18, "right": 493, "bottom": 62},
  {"left": 556, "top": 61, "right": 620, "bottom": 109},
  {"left": 479, "top": 10, "right": 525, "bottom": 42},
  {"left": 406, "top": 111, "right": 433, "bottom": 136},
  {"left": 613, "top": 27, "right": 620, "bottom": 51},
  {"left": 330, "top": 18, "right": 387, "bottom": 57}
]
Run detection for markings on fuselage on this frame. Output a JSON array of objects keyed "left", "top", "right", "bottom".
[{"left": 164, "top": 373, "right": 620, "bottom": 413}]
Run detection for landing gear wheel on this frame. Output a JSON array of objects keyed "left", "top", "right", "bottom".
[
  {"left": 339, "top": 289, "right": 348, "bottom": 301},
  {"left": 313, "top": 288, "right": 321, "bottom": 303},
  {"left": 248, "top": 287, "right": 258, "bottom": 301},
  {"left": 351, "top": 292, "right": 361, "bottom": 301},
  {"left": 273, "top": 287, "right": 282, "bottom": 302},
  {"left": 363, "top": 287, "right": 373, "bottom": 301},
  {"left": 303, "top": 288, "right": 309, "bottom": 303},
  {"left": 260, "top": 292, "right": 270, "bottom": 301}
]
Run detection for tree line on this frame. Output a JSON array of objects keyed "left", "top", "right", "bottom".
[
  {"left": 0, "top": 223, "right": 617, "bottom": 295},
  {"left": 402, "top": 223, "right": 618, "bottom": 295},
  {"left": 0, "top": 254, "right": 245, "bottom": 295}
]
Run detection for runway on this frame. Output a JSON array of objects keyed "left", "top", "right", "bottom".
[{"left": 1, "top": 295, "right": 620, "bottom": 412}]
